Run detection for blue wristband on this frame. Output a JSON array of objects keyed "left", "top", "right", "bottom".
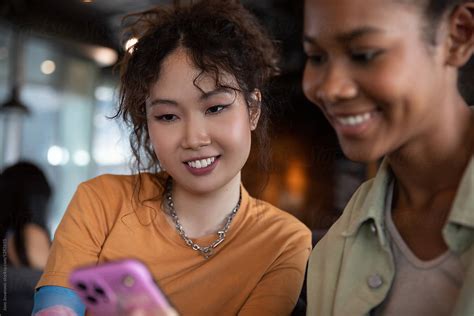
[{"left": 32, "top": 286, "right": 86, "bottom": 316}]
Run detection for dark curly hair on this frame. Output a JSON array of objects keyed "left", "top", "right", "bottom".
[{"left": 115, "top": 0, "right": 280, "bottom": 192}]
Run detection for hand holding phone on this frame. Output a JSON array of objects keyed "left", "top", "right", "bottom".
[{"left": 69, "top": 259, "right": 177, "bottom": 316}]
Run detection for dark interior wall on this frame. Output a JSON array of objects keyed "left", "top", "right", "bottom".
[{"left": 0, "top": 0, "right": 116, "bottom": 48}]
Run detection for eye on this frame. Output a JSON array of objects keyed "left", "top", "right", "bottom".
[
  {"left": 351, "top": 50, "right": 383, "bottom": 64},
  {"left": 206, "top": 105, "right": 227, "bottom": 115},
  {"left": 306, "top": 52, "right": 327, "bottom": 65},
  {"left": 155, "top": 114, "right": 178, "bottom": 122}
]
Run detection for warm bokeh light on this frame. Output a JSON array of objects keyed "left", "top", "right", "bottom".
[
  {"left": 40, "top": 60, "right": 56, "bottom": 75},
  {"left": 283, "top": 159, "right": 308, "bottom": 209},
  {"left": 90, "top": 47, "right": 118, "bottom": 66},
  {"left": 125, "top": 37, "right": 138, "bottom": 53},
  {"left": 286, "top": 159, "right": 308, "bottom": 196}
]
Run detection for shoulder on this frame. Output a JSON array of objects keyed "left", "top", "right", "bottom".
[
  {"left": 24, "top": 223, "right": 50, "bottom": 240},
  {"left": 247, "top": 196, "right": 311, "bottom": 241},
  {"left": 346, "top": 178, "right": 376, "bottom": 211},
  {"left": 24, "top": 223, "right": 50, "bottom": 269},
  {"left": 248, "top": 196, "right": 309, "bottom": 229},
  {"left": 64, "top": 173, "right": 162, "bottom": 225},
  {"left": 314, "top": 178, "right": 375, "bottom": 249},
  {"left": 77, "top": 173, "right": 161, "bottom": 201},
  {"left": 79, "top": 173, "right": 136, "bottom": 194},
  {"left": 241, "top": 196, "right": 312, "bottom": 270},
  {"left": 309, "top": 177, "right": 377, "bottom": 271},
  {"left": 307, "top": 173, "right": 395, "bottom": 315},
  {"left": 5, "top": 224, "right": 50, "bottom": 269},
  {"left": 306, "top": 179, "right": 377, "bottom": 314}
]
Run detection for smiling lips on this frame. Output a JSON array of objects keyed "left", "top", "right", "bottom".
[
  {"left": 183, "top": 156, "right": 219, "bottom": 175},
  {"left": 335, "top": 112, "right": 372, "bottom": 126},
  {"left": 330, "top": 110, "right": 377, "bottom": 136},
  {"left": 186, "top": 156, "right": 216, "bottom": 169}
]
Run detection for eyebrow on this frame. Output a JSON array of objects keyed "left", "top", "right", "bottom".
[
  {"left": 199, "top": 87, "right": 234, "bottom": 100},
  {"left": 148, "top": 87, "right": 234, "bottom": 108},
  {"left": 303, "top": 26, "right": 383, "bottom": 45},
  {"left": 148, "top": 98, "right": 178, "bottom": 107}
]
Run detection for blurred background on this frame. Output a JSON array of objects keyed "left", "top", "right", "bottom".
[{"left": 1, "top": 0, "right": 473, "bottom": 238}]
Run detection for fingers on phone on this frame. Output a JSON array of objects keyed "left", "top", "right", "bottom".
[
  {"left": 34, "top": 305, "right": 78, "bottom": 316},
  {"left": 129, "top": 307, "right": 179, "bottom": 316},
  {"left": 167, "top": 307, "right": 179, "bottom": 316}
]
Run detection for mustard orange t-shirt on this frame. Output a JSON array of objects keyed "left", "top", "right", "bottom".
[{"left": 37, "top": 174, "right": 312, "bottom": 315}]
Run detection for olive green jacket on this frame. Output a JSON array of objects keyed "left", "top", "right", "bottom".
[{"left": 307, "top": 158, "right": 474, "bottom": 316}]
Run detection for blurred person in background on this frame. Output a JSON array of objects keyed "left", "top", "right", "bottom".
[{"left": 0, "top": 161, "right": 52, "bottom": 315}]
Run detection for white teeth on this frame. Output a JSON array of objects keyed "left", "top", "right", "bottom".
[
  {"left": 337, "top": 112, "right": 371, "bottom": 126},
  {"left": 186, "top": 157, "right": 216, "bottom": 169}
]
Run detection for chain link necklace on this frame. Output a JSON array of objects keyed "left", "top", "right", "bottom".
[{"left": 165, "top": 178, "right": 242, "bottom": 259}]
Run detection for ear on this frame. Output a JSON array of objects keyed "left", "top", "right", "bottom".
[
  {"left": 446, "top": 2, "right": 474, "bottom": 67},
  {"left": 249, "top": 89, "right": 261, "bottom": 131}
]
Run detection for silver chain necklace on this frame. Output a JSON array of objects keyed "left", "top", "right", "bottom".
[{"left": 165, "top": 178, "right": 241, "bottom": 259}]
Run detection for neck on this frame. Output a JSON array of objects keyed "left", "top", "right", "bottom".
[
  {"left": 388, "top": 97, "right": 473, "bottom": 209},
  {"left": 169, "top": 173, "right": 242, "bottom": 238}
]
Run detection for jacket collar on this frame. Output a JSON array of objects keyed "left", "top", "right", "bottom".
[
  {"left": 343, "top": 158, "right": 392, "bottom": 247},
  {"left": 443, "top": 156, "right": 474, "bottom": 253},
  {"left": 343, "top": 156, "right": 474, "bottom": 252}
]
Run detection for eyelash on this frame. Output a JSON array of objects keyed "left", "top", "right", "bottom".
[
  {"left": 155, "top": 114, "right": 178, "bottom": 122},
  {"left": 153, "top": 104, "right": 230, "bottom": 122},
  {"left": 306, "top": 53, "right": 327, "bottom": 65},
  {"left": 350, "top": 50, "right": 383, "bottom": 64},
  {"left": 205, "top": 104, "right": 229, "bottom": 115},
  {"left": 306, "top": 50, "right": 383, "bottom": 65}
]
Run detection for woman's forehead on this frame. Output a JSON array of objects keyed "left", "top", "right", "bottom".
[
  {"left": 148, "top": 54, "right": 240, "bottom": 104},
  {"left": 155, "top": 48, "right": 239, "bottom": 90},
  {"left": 303, "top": 0, "right": 421, "bottom": 40}
]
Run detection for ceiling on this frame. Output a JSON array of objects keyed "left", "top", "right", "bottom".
[{"left": 0, "top": 0, "right": 306, "bottom": 73}]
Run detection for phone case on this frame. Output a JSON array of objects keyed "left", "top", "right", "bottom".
[{"left": 69, "top": 259, "right": 173, "bottom": 316}]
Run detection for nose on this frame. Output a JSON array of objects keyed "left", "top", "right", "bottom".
[
  {"left": 181, "top": 116, "right": 211, "bottom": 150},
  {"left": 303, "top": 61, "right": 357, "bottom": 106}
]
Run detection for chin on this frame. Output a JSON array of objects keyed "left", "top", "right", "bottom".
[
  {"left": 340, "top": 144, "right": 384, "bottom": 163},
  {"left": 182, "top": 181, "right": 218, "bottom": 194},
  {"left": 184, "top": 177, "right": 234, "bottom": 195}
]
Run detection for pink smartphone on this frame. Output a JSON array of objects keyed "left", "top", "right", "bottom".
[{"left": 69, "top": 259, "right": 173, "bottom": 316}]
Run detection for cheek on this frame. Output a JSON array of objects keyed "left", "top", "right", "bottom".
[
  {"left": 218, "top": 111, "right": 252, "bottom": 149},
  {"left": 360, "top": 64, "right": 410, "bottom": 107},
  {"left": 361, "top": 45, "right": 422, "bottom": 102},
  {"left": 147, "top": 125, "right": 173, "bottom": 158},
  {"left": 302, "top": 64, "right": 320, "bottom": 105},
  {"left": 147, "top": 123, "right": 158, "bottom": 146}
]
